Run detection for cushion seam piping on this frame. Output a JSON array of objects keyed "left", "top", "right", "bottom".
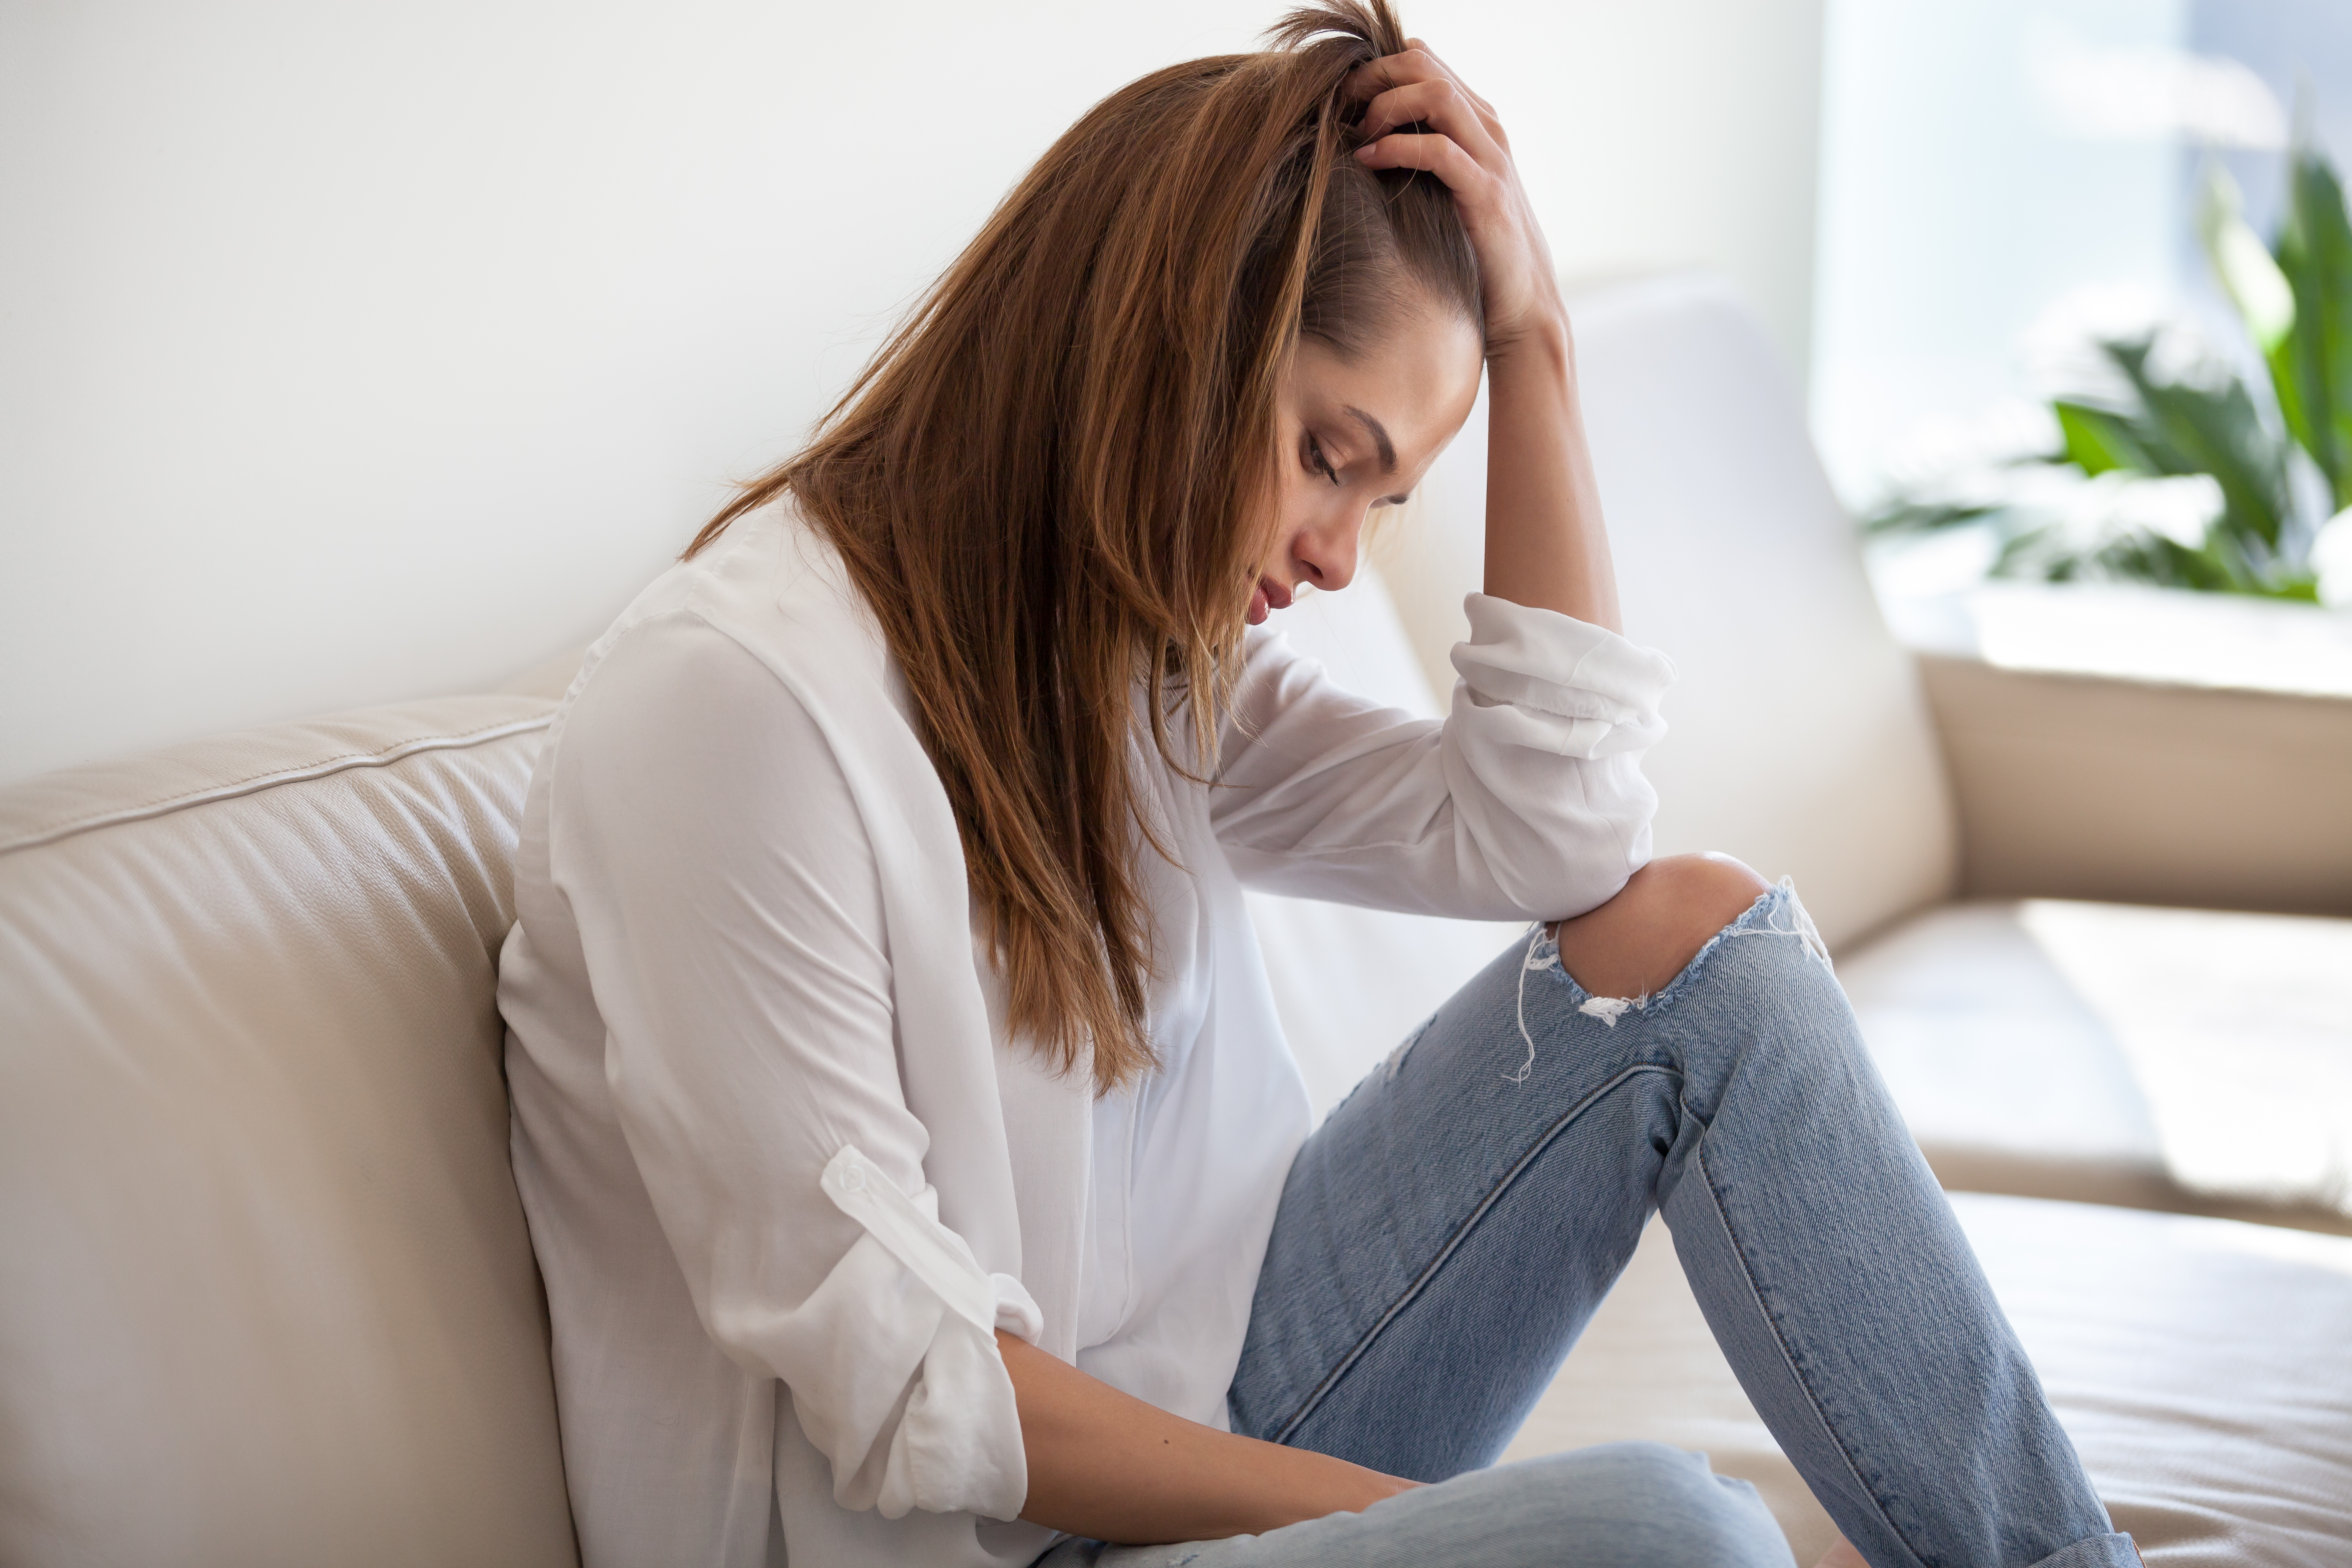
[{"left": 0, "top": 712, "right": 555, "bottom": 857}]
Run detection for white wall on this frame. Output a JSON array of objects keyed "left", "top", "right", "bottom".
[{"left": 0, "top": 0, "right": 1822, "bottom": 785}]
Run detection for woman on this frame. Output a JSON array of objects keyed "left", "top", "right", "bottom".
[{"left": 498, "top": 5, "right": 2139, "bottom": 1565}]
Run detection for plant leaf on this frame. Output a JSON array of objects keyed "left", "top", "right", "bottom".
[
  {"left": 1858, "top": 496, "right": 2004, "bottom": 536},
  {"left": 2272, "top": 146, "right": 2352, "bottom": 508},
  {"left": 2101, "top": 338, "right": 2293, "bottom": 554},
  {"left": 2200, "top": 162, "right": 2296, "bottom": 353},
  {"left": 2054, "top": 400, "right": 2153, "bottom": 476}
]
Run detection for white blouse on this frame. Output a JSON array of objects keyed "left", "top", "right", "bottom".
[{"left": 497, "top": 503, "right": 1674, "bottom": 1568}]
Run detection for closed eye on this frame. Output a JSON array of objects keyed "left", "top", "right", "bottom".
[{"left": 1305, "top": 433, "right": 1343, "bottom": 487}]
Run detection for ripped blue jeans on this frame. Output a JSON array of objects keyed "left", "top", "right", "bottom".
[{"left": 1049, "top": 884, "right": 2135, "bottom": 1568}]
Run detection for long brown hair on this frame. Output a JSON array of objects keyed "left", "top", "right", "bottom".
[{"left": 687, "top": 0, "right": 1480, "bottom": 1092}]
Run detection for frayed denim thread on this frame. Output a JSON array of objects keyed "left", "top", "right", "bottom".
[{"left": 1508, "top": 877, "right": 1831, "bottom": 1086}]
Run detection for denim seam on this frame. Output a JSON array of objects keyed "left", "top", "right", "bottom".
[
  {"left": 1694, "top": 1131, "right": 1930, "bottom": 1568},
  {"left": 2025, "top": 1533, "right": 2144, "bottom": 1568},
  {"left": 1268, "top": 1061, "right": 1684, "bottom": 1446}
]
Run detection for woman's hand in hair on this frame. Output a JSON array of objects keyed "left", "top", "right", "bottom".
[
  {"left": 1348, "top": 41, "right": 1565, "bottom": 356},
  {"left": 1351, "top": 40, "right": 1622, "bottom": 631}
]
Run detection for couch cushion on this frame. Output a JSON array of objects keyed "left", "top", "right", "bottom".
[
  {"left": 0, "top": 697, "right": 578, "bottom": 1568},
  {"left": 1841, "top": 899, "right": 2352, "bottom": 1233},
  {"left": 1374, "top": 272, "right": 1959, "bottom": 950},
  {"left": 1506, "top": 1194, "right": 2352, "bottom": 1568}
]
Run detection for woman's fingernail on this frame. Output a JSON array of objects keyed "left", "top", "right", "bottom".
[{"left": 1355, "top": 143, "right": 1378, "bottom": 160}]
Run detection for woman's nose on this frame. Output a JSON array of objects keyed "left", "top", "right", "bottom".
[{"left": 1291, "top": 509, "right": 1364, "bottom": 592}]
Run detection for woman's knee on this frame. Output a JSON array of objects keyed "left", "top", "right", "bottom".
[
  {"left": 1518, "top": 1443, "right": 1793, "bottom": 1567},
  {"left": 1551, "top": 854, "right": 1770, "bottom": 1001},
  {"left": 1606, "top": 1443, "right": 1791, "bottom": 1566}
]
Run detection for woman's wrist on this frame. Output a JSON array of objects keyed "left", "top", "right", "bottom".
[
  {"left": 1486, "top": 304, "right": 1573, "bottom": 381},
  {"left": 1235, "top": 1442, "right": 1416, "bottom": 1533},
  {"left": 1003, "top": 1328, "right": 1413, "bottom": 1543}
]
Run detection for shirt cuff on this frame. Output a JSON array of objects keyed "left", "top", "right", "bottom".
[
  {"left": 812, "top": 1146, "right": 1032, "bottom": 1522},
  {"left": 1449, "top": 592, "right": 1676, "bottom": 721}
]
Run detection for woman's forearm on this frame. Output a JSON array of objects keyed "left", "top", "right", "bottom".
[
  {"left": 1481, "top": 313, "right": 1623, "bottom": 633},
  {"left": 998, "top": 1330, "right": 1412, "bottom": 1544}
]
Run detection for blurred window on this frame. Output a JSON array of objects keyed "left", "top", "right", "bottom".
[{"left": 1810, "top": 0, "right": 2352, "bottom": 510}]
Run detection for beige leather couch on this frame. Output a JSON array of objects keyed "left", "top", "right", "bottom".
[{"left": 3, "top": 276, "right": 2347, "bottom": 1567}]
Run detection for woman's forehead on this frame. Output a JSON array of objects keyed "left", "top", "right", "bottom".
[{"left": 1293, "top": 313, "right": 1483, "bottom": 458}]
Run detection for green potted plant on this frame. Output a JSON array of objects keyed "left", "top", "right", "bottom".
[{"left": 1865, "top": 137, "right": 2352, "bottom": 608}]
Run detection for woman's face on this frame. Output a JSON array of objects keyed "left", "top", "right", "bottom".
[{"left": 1253, "top": 301, "right": 1486, "bottom": 624}]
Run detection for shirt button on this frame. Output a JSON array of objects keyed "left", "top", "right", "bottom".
[{"left": 839, "top": 1164, "right": 866, "bottom": 1193}]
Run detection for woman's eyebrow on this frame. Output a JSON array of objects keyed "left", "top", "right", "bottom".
[{"left": 1343, "top": 406, "right": 1397, "bottom": 474}]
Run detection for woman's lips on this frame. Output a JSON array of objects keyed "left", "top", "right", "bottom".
[{"left": 1247, "top": 577, "right": 1294, "bottom": 626}]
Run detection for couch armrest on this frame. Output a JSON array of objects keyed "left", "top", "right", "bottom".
[{"left": 1916, "top": 653, "right": 2352, "bottom": 916}]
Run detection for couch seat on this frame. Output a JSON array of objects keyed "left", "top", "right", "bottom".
[
  {"left": 1841, "top": 900, "right": 2352, "bottom": 1234},
  {"left": 1507, "top": 1194, "right": 2352, "bottom": 1567}
]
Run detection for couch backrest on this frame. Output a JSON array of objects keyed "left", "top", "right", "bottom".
[
  {"left": 0, "top": 698, "right": 578, "bottom": 1568},
  {"left": 1377, "top": 273, "right": 1960, "bottom": 951}
]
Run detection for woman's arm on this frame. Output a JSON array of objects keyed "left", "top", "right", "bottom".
[
  {"left": 548, "top": 614, "right": 1035, "bottom": 1522},
  {"left": 1210, "top": 617, "right": 1670, "bottom": 920},
  {"left": 998, "top": 1332, "right": 1414, "bottom": 1543},
  {"left": 1353, "top": 42, "right": 1623, "bottom": 634},
  {"left": 1483, "top": 325, "right": 1622, "bottom": 632}
]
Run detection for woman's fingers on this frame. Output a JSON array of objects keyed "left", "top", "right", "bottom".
[
  {"left": 1401, "top": 39, "right": 1500, "bottom": 123},
  {"left": 1346, "top": 39, "right": 1562, "bottom": 347},
  {"left": 1353, "top": 130, "right": 1492, "bottom": 206},
  {"left": 1357, "top": 78, "right": 1502, "bottom": 171},
  {"left": 1346, "top": 46, "right": 1505, "bottom": 150}
]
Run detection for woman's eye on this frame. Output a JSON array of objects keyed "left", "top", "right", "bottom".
[{"left": 1306, "top": 434, "right": 1342, "bottom": 487}]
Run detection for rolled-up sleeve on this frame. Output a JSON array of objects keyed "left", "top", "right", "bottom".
[
  {"left": 547, "top": 610, "right": 1034, "bottom": 1522},
  {"left": 1212, "top": 591, "right": 1676, "bottom": 921}
]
